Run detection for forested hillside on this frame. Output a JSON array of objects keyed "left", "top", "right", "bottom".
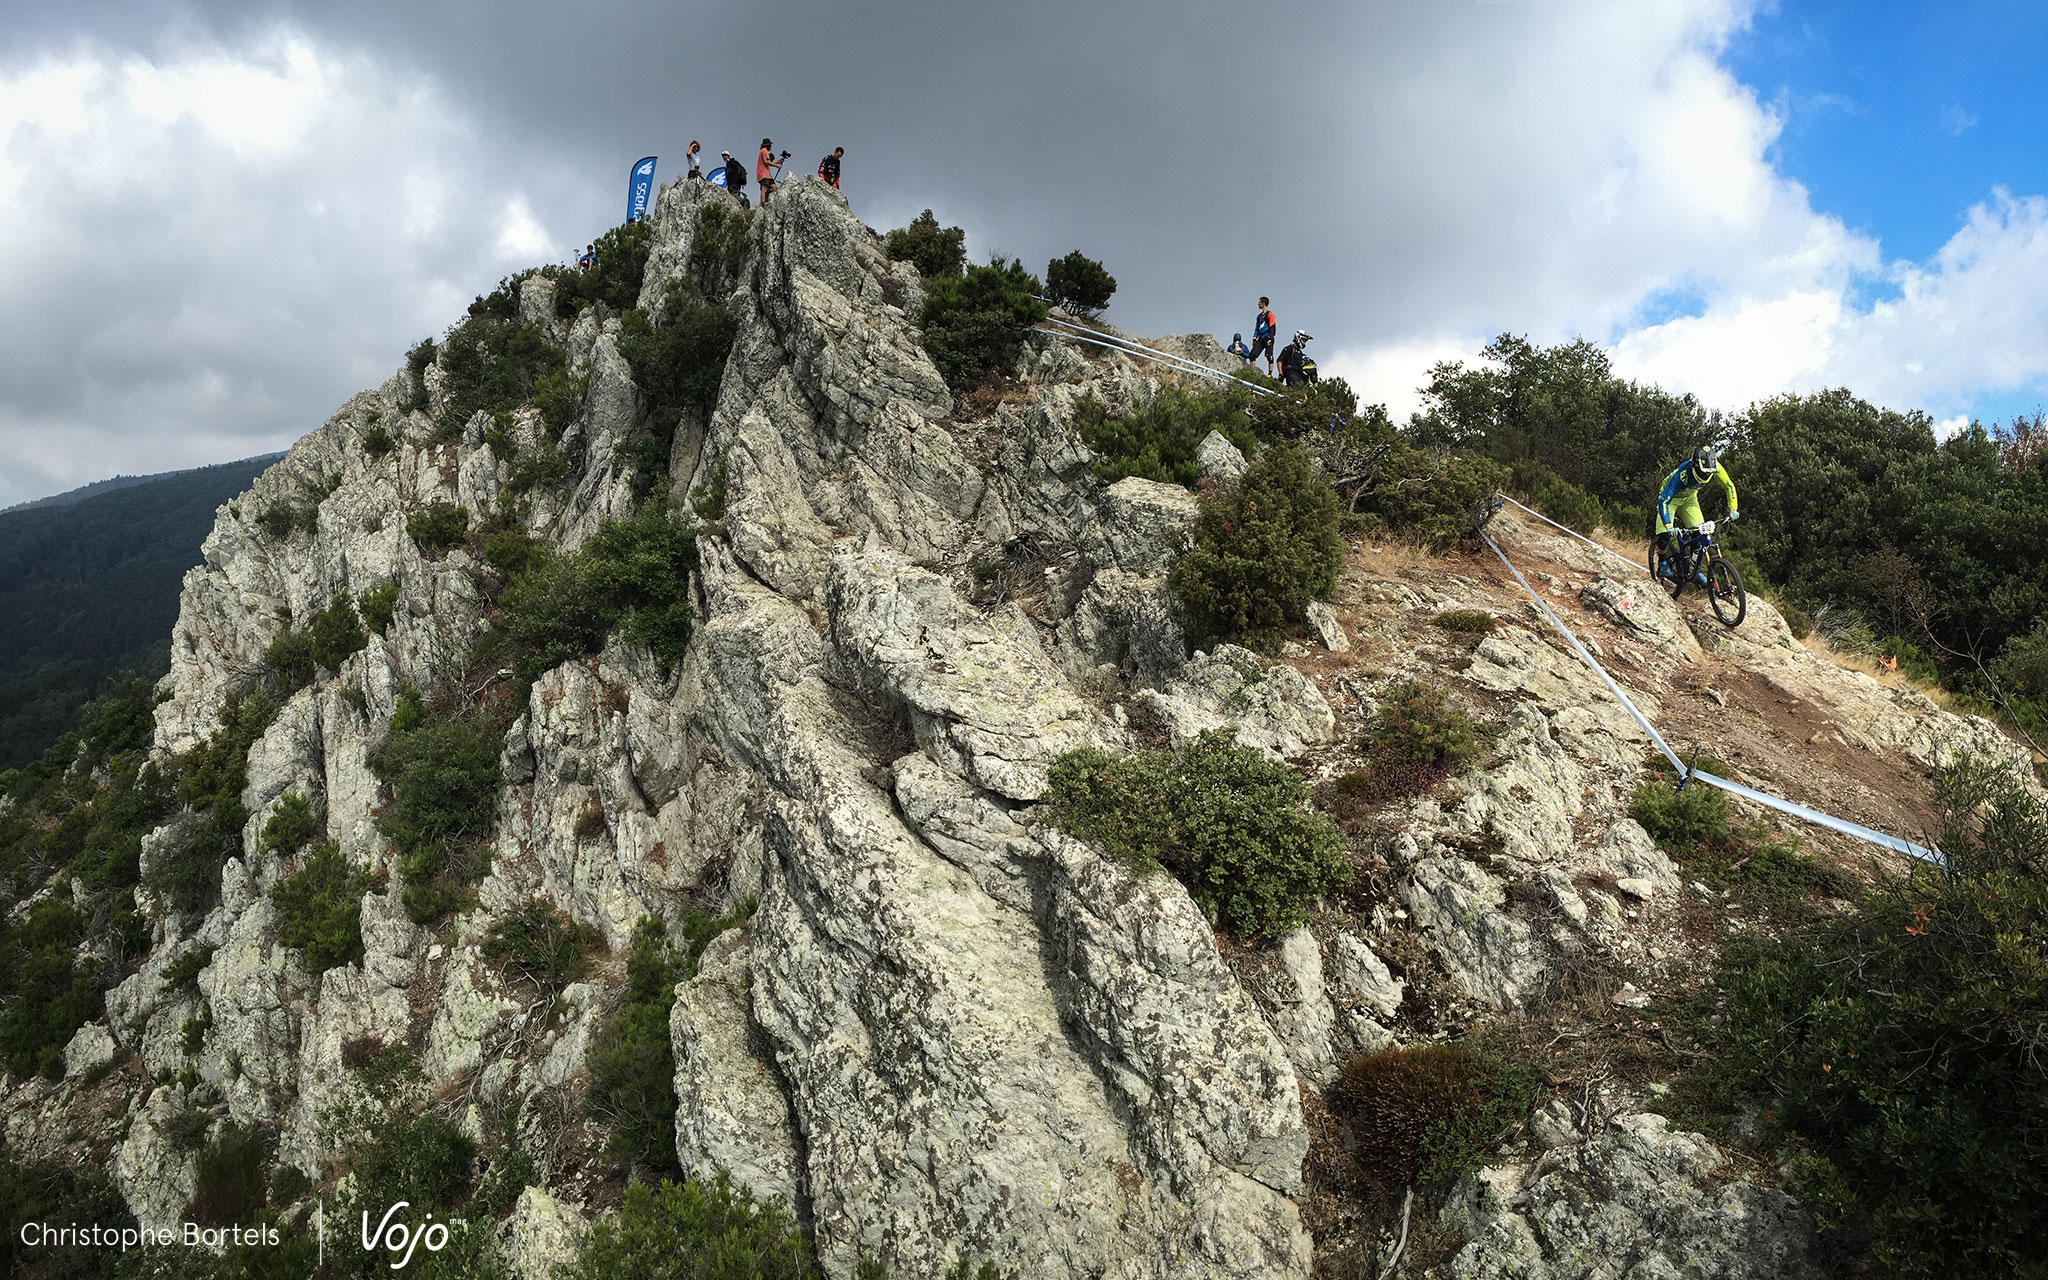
[{"left": 0, "top": 456, "right": 279, "bottom": 769}]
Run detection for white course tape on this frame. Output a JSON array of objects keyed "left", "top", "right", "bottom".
[
  {"left": 1035, "top": 314, "right": 1279, "bottom": 395},
  {"left": 1493, "top": 492, "right": 1647, "bottom": 575},
  {"left": 1475, "top": 510, "right": 1944, "bottom": 865}
]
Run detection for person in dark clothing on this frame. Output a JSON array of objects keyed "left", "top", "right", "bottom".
[
  {"left": 720, "top": 150, "right": 750, "bottom": 207},
  {"left": 818, "top": 147, "right": 843, "bottom": 189},
  {"left": 1279, "top": 331, "right": 1312, "bottom": 387},
  {"left": 1249, "top": 297, "right": 1277, "bottom": 374}
]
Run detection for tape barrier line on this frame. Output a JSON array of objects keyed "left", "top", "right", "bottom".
[
  {"left": 1035, "top": 315, "right": 1280, "bottom": 395},
  {"left": 1475, "top": 515, "right": 1944, "bottom": 865},
  {"left": 1493, "top": 492, "right": 1647, "bottom": 574}
]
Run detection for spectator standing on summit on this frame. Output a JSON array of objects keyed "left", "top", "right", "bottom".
[
  {"left": 1250, "top": 298, "right": 1278, "bottom": 375},
  {"left": 685, "top": 140, "right": 703, "bottom": 180},
  {"left": 757, "top": 138, "right": 782, "bottom": 202},
  {"left": 721, "top": 150, "right": 749, "bottom": 206},
  {"left": 818, "top": 146, "right": 843, "bottom": 189}
]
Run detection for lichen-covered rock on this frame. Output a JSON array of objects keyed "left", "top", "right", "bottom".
[
  {"left": 1137, "top": 644, "right": 1335, "bottom": 761},
  {"left": 1197, "top": 430, "right": 1249, "bottom": 483},
  {"left": 1402, "top": 855, "right": 1547, "bottom": 1011},
  {"left": 63, "top": 1023, "right": 117, "bottom": 1079},
  {"left": 1305, "top": 600, "right": 1349, "bottom": 653},
  {"left": 113, "top": 1087, "right": 199, "bottom": 1233},
  {"left": 502, "top": 1186, "right": 588, "bottom": 1280},
  {"left": 1103, "top": 477, "right": 1200, "bottom": 577},
  {"left": 670, "top": 930, "right": 801, "bottom": 1208},
  {"left": 1449, "top": 1112, "right": 1821, "bottom": 1279},
  {"left": 1264, "top": 929, "right": 1339, "bottom": 1087}
]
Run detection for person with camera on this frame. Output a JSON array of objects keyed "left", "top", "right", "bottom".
[{"left": 757, "top": 138, "right": 789, "bottom": 202}]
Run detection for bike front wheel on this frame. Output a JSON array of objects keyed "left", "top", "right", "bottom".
[{"left": 1707, "top": 556, "right": 1746, "bottom": 627}]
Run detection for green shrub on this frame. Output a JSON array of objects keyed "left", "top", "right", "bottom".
[
  {"left": 274, "top": 842, "right": 370, "bottom": 972},
  {"left": 255, "top": 501, "right": 317, "bottom": 540},
  {"left": 685, "top": 202, "right": 751, "bottom": 299},
  {"left": 1169, "top": 442, "right": 1343, "bottom": 649},
  {"left": 361, "top": 422, "right": 396, "bottom": 457},
  {"left": 1337, "top": 679, "right": 1494, "bottom": 808},
  {"left": 0, "top": 1150, "right": 134, "bottom": 1278},
  {"left": 584, "top": 915, "right": 691, "bottom": 1171},
  {"left": 505, "top": 441, "right": 571, "bottom": 496},
  {"left": 191, "top": 1123, "right": 269, "bottom": 1226},
  {"left": 1431, "top": 609, "right": 1496, "bottom": 633},
  {"left": 1042, "top": 730, "right": 1348, "bottom": 941},
  {"left": 481, "top": 527, "right": 542, "bottom": 577},
  {"left": 1332, "top": 1040, "right": 1543, "bottom": 1197},
  {"left": 258, "top": 791, "right": 318, "bottom": 856},
  {"left": 918, "top": 258, "right": 1048, "bottom": 391},
  {"left": 147, "top": 691, "right": 280, "bottom": 916},
  {"left": 1630, "top": 773, "right": 1852, "bottom": 915},
  {"left": 1045, "top": 250, "right": 1116, "bottom": 318},
  {"left": 159, "top": 945, "right": 215, "bottom": 993},
  {"left": 618, "top": 291, "right": 739, "bottom": 499},
  {"left": 1249, "top": 377, "right": 1364, "bottom": 445},
  {"left": 482, "top": 899, "right": 598, "bottom": 995},
  {"left": 885, "top": 209, "right": 965, "bottom": 279},
  {"left": 260, "top": 593, "right": 367, "bottom": 697},
  {"left": 1628, "top": 779, "right": 1729, "bottom": 853},
  {"left": 1688, "top": 756, "right": 2048, "bottom": 1277},
  {"left": 557, "top": 1174, "right": 818, "bottom": 1280},
  {"left": 1370, "top": 448, "right": 1510, "bottom": 546},
  {"left": 432, "top": 317, "right": 565, "bottom": 443},
  {"left": 372, "top": 690, "right": 502, "bottom": 923},
  {"left": 572, "top": 219, "right": 656, "bottom": 312},
  {"left": 1072, "top": 385, "right": 1259, "bottom": 486},
  {"left": 487, "top": 502, "right": 698, "bottom": 684},
  {"left": 357, "top": 579, "right": 400, "bottom": 634},
  {"left": 1508, "top": 459, "right": 1608, "bottom": 535},
  {"left": 406, "top": 502, "right": 470, "bottom": 556},
  {"left": 401, "top": 338, "right": 436, "bottom": 415},
  {"left": 0, "top": 902, "right": 106, "bottom": 1079}
]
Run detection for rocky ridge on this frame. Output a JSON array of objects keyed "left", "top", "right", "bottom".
[{"left": 3, "top": 173, "right": 2031, "bottom": 1279}]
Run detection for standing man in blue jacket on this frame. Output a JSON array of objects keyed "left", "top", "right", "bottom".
[{"left": 1249, "top": 297, "right": 1278, "bottom": 376}]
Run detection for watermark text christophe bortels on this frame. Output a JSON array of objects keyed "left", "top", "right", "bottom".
[{"left": 20, "top": 1201, "right": 462, "bottom": 1270}]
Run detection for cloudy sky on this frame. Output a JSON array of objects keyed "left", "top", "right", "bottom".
[{"left": 3, "top": 0, "right": 2045, "bottom": 506}]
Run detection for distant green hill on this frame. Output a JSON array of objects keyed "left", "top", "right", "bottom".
[{"left": 0, "top": 454, "right": 280, "bottom": 769}]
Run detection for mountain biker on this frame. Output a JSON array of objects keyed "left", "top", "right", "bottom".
[
  {"left": 1279, "top": 330, "right": 1312, "bottom": 387},
  {"left": 1654, "top": 444, "right": 1738, "bottom": 567}
]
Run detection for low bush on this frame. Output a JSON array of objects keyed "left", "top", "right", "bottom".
[
  {"left": 372, "top": 689, "right": 502, "bottom": 923},
  {"left": 1629, "top": 773, "right": 1852, "bottom": 915},
  {"left": 146, "top": 691, "right": 280, "bottom": 916},
  {"left": 406, "top": 503, "right": 470, "bottom": 557},
  {"left": 885, "top": 210, "right": 965, "bottom": 280},
  {"left": 255, "top": 501, "right": 317, "bottom": 541},
  {"left": 1507, "top": 459, "right": 1610, "bottom": 535},
  {"left": 685, "top": 202, "right": 751, "bottom": 300},
  {"left": 1431, "top": 609, "right": 1495, "bottom": 634},
  {"left": 552, "top": 219, "right": 655, "bottom": 315},
  {"left": 1072, "top": 385, "right": 1259, "bottom": 486},
  {"left": 1170, "top": 443, "right": 1343, "bottom": 649},
  {"left": 159, "top": 945, "right": 215, "bottom": 993},
  {"left": 482, "top": 899, "right": 598, "bottom": 995},
  {"left": 531, "top": 367, "right": 588, "bottom": 437},
  {"left": 1685, "top": 755, "right": 2048, "bottom": 1277},
  {"left": 1045, "top": 250, "right": 1116, "bottom": 318},
  {"left": 1335, "top": 680, "right": 1494, "bottom": 808},
  {"left": 618, "top": 291, "right": 739, "bottom": 499},
  {"left": 258, "top": 790, "right": 318, "bottom": 856},
  {"left": 0, "top": 1150, "right": 134, "bottom": 1278},
  {"left": 1042, "top": 729, "right": 1348, "bottom": 942},
  {"left": 486, "top": 501, "right": 698, "bottom": 685},
  {"left": 1332, "top": 1040, "right": 1543, "bottom": 1198},
  {"left": 274, "top": 842, "right": 370, "bottom": 972},
  {"left": 0, "top": 901, "right": 105, "bottom": 1079},
  {"left": 556, "top": 1174, "right": 818, "bottom": 1280},
  {"left": 191, "top": 1123, "right": 269, "bottom": 1226},
  {"left": 400, "top": 338, "right": 436, "bottom": 415},
  {"left": 357, "top": 579, "right": 400, "bottom": 634},
  {"left": 585, "top": 916, "right": 684, "bottom": 1173},
  {"left": 361, "top": 422, "right": 396, "bottom": 457},
  {"left": 432, "top": 317, "right": 566, "bottom": 444},
  {"left": 918, "top": 258, "right": 1047, "bottom": 391}
]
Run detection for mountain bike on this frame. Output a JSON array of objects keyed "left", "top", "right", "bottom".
[{"left": 1649, "top": 519, "right": 1746, "bottom": 627}]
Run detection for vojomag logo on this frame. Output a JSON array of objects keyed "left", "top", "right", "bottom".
[{"left": 361, "top": 1202, "right": 453, "bottom": 1270}]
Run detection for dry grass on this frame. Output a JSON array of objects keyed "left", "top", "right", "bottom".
[
  {"left": 1351, "top": 536, "right": 1452, "bottom": 578},
  {"left": 1798, "top": 631, "right": 1956, "bottom": 707}
]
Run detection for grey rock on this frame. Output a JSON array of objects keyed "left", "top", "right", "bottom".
[
  {"left": 1137, "top": 644, "right": 1336, "bottom": 761},
  {"left": 1305, "top": 601, "right": 1350, "bottom": 653},
  {"left": 1450, "top": 1112, "right": 1821, "bottom": 1280},
  {"left": 670, "top": 930, "right": 802, "bottom": 1207},
  {"left": 1403, "top": 856, "right": 1547, "bottom": 1011},
  {"left": 1103, "top": 477, "right": 1200, "bottom": 576},
  {"left": 113, "top": 1087, "right": 199, "bottom": 1233},
  {"left": 503, "top": 1186, "right": 588, "bottom": 1280},
  {"left": 1196, "top": 429, "right": 1249, "bottom": 483},
  {"left": 1265, "top": 929, "right": 1339, "bottom": 1087},
  {"left": 1328, "top": 933, "right": 1404, "bottom": 1021},
  {"left": 63, "top": 1023, "right": 117, "bottom": 1079}
]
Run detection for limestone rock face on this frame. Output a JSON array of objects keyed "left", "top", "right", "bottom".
[
  {"left": 1450, "top": 1113, "right": 1821, "bottom": 1280},
  {"left": 670, "top": 929, "right": 801, "bottom": 1207},
  {"left": 1197, "top": 429, "right": 1249, "bottom": 483},
  {"left": 1137, "top": 645, "right": 1336, "bottom": 761}
]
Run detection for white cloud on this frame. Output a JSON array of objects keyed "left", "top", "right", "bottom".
[{"left": 0, "top": 32, "right": 567, "bottom": 505}]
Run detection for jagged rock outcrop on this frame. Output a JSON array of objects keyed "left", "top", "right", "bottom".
[
  {"left": 23, "top": 168, "right": 2028, "bottom": 1280},
  {"left": 1449, "top": 1112, "right": 1821, "bottom": 1279}
]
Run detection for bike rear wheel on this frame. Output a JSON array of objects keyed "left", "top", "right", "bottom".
[{"left": 1707, "top": 556, "right": 1746, "bottom": 627}]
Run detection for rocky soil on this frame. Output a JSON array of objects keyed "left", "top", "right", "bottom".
[{"left": 4, "top": 172, "right": 2031, "bottom": 1279}]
